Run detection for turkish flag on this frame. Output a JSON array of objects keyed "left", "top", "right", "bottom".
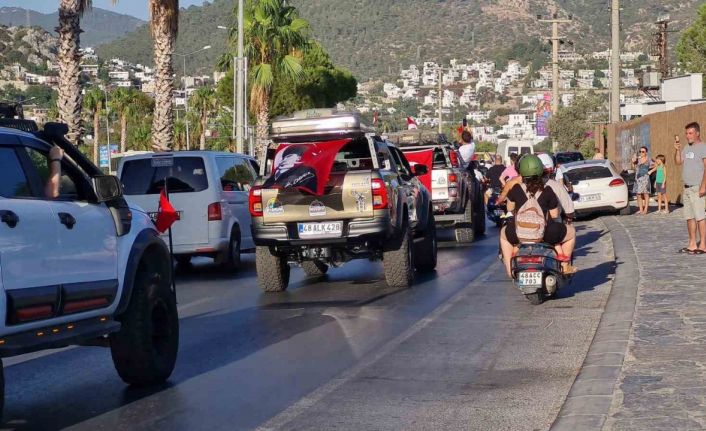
[
  {"left": 263, "top": 139, "right": 352, "bottom": 196},
  {"left": 402, "top": 148, "right": 433, "bottom": 191},
  {"left": 155, "top": 190, "right": 179, "bottom": 233}
]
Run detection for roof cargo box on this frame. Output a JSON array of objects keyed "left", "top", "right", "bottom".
[
  {"left": 384, "top": 130, "right": 450, "bottom": 146},
  {"left": 269, "top": 109, "right": 374, "bottom": 142}
]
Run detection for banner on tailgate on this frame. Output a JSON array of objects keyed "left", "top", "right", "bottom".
[
  {"left": 402, "top": 148, "right": 433, "bottom": 191},
  {"left": 262, "top": 139, "right": 352, "bottom": 196}
]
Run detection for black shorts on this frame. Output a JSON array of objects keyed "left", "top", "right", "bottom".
[{"left": 505, "top": 220, "right": 567, "bottom": 245}]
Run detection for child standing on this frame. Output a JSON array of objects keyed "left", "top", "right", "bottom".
[{"left": 649, "top": 155, "right": 669, "bottom": 214}]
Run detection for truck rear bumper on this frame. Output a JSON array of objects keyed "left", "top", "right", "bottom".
[{"left": 252, "top": 217, "right": 392, "bottom": 247}]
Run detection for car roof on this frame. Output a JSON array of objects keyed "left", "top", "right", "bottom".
[
  {"left": 561, "top": 159, "right": 611, "bottom": 170},
  {"left": 121, "top": 151, "right": 254, "bottom": 162},
  {"left": 0, "top": 126, "right": 40, "bottom": 141}
]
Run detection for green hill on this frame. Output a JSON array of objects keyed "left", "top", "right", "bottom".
[
  {"left": 95, "top": 0, "right": 701, "bottom": 80},
  {"left": 0, "top": 6, "right": 144, "bottom": 46}
]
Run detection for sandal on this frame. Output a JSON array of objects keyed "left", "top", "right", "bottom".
[
  {"left": 693, "top": 249, "right": 706, "bottom": 255},
  {"left": 562, "top": 263, "right": 578, "bottom": 275},
  {"left": 678, "top": 247, "right": 696, "bottom": 254}
]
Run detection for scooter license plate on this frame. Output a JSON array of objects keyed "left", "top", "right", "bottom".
[{"left": 518, "top": 271, "right": 543, "bottom": 287}]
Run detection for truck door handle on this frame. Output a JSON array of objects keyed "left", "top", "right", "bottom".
[
  {"left": 58, "top": 212, "right": 76, "bottom": 229},
  {"left": 0, "top": 210, "right": 19, "bottom": 228}
]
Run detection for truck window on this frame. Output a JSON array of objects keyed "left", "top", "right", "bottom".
[
  {"left": 121, "top": 157, "right": 209, "bottom": 195},
  {"left": 217, "top": 157, "right": 255, "bottom": 191}
]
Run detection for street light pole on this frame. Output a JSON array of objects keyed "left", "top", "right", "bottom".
[
  {"left": 438, "top": 67, "right": 443, "bottom": 134},
  {"left": 174, "top": 45, "right": 212, "bottom": 152},
  {"left": 236, "top": 0, "right": 245, "bottom": 154},
  {"left": 102, "top": 86, "right": 111, "bottom": 173}
]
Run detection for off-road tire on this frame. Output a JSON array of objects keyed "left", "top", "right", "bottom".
[
  {"left": 301, "top": 260, "right": 329, "bottom": 277},
  {"left": 525, "top": 291, "right": 545, "bottom": 305},
  {"left": 383, "top": 223, "right": 415, "bottom": 288},
  {"left": 222, "top": 230, "right": 241, "bottom": 272},
  {"left": 414, "top": 213, "right": 437, "bottom": 272},
  {"left": 473, "top": 198, "right": 486, "bottom": 236},
  {"left": 455, "top": 202, "right": 475, "bottom": 243},
  {"left": 256, "top": 246, "right": 290, "bottom": 292},
  {"left": 110, "top": 255, "right": 179, "bottom": 386}
]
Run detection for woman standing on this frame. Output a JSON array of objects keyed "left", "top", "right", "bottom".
[{"left": 632, "top": 146, "right": 653, "bottom": 215}]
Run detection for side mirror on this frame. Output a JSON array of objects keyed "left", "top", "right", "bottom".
[
  {"left": 93, "top": 175, "right": 123, "bottom": 202},
  {"left": 412, "top": 164, "right": 428, "bottom": 176}
]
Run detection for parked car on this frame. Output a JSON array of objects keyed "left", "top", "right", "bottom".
[
  {"left": 388, "top": 130, "right": 485, "bottom": 242},
  {"left": 0, "top": 120, "right": 178, "bottom": 418},
  {"left": 118, "top": 151, "right": 257, "bottom": 271},
  {"left": 250, "top": 109, "right": 437, "bottom": 291},
  {"left": 562, "top": 159, "right": 630, "bottom": 216}
]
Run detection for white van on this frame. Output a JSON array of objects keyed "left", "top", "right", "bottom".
[
  {"left": 118, "top": 151, "right": 257, "bottom": 270},
  {"left": 496, "top": 140, "right": 534, "bottom": 161}
]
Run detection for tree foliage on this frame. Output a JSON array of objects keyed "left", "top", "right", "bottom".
[
  {"left": 548, "top": 94, "right": 606, "bottom": 157},
  {"left": 676, "top": 3, "right": 706, "bottom": 92}
]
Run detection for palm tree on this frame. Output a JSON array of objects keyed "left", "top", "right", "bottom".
[
  {"left": 173, "top": 119, "right": 186, "bottom": 151},
  {"left": 148, "top": 0, "right": 179, "bottom": 151},
  {"left": 109, "top": 88, "right": 137, "bottom": 153},
  {"left": 189, "top": 87, "right": 217, "bottom": 151},
  {"left": 223, "top": 0, "right": 308, "bottom": 154},
  {"left": 57, "top": 0, "right": 94, "bottom": 144},
  {"left": 83, "top": 88, "right": 103, "bottom": 165}
]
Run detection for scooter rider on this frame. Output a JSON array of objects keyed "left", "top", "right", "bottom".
[
  {"left": 537, "top": 153, "right": 575, "bottom": 223},
  {"left": 499, "top": 155, "right": 577, "bottom": 278}
]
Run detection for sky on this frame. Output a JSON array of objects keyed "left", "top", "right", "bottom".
[{"left": 1, "top": 1, "right": 206, "bottom": 20}]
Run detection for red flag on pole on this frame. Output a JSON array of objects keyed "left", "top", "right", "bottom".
[
  {"left": 407, "top": 117, "right": 418, "bottom": 130},
  {"left": 155, "top": 189, "right": 179, "bottom": 233}
]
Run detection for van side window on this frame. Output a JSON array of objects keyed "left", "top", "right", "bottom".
[{"left": 217, "top": 157, "right": 255, "bottom": 192}]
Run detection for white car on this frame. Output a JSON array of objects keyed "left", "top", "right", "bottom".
[
  {"left": 561, "top": 159, "right": 630, "bottom": 216},
  {"left": 118, "top": 151, "right": 258, "bottom": 270}
]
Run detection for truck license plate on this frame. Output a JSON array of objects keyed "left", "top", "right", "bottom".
[
  {"left": 298, "top": 221, "right": 343, "bottom": 238},
  {"left": 579, "top": 194, "right": 601, "bottom": 202},
  {"left": 518, "top": 271, "right": 542, "bottom": 287}
]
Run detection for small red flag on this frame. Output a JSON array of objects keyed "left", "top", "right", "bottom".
[{"left": 155, "top": 189, "right": 179, "bottom": 233}]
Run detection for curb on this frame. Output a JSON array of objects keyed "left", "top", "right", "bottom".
[{"left": 551, "top": 216, "right": 640, "bottom": 430}]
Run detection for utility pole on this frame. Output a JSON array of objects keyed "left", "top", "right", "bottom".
[
  {"left": 438, "top": 67, "right": 443, "bottom": 134},
  {"left": 236, "top": 0, "right": 245, "bottom": 154},
  {"left": 539, "top": 14, "right": 572, "bottom": 151},
  {"left": 652, "top": 15, "right": 672, "bottom": 78},
  {"left": 610, "top": 0, "right": 621, "bottom": 123}
]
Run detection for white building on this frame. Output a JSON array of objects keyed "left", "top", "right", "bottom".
[{"left": 621, "top": 74, "right": 705, "bottom": 120}]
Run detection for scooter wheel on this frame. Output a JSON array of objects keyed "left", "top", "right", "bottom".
[{"left": 525, "top": 291, "right": 544, "bottom": 305}]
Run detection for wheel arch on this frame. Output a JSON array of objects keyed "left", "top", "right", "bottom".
[{"left": 115, "top": 229, "right": 172, "bottom": 317}]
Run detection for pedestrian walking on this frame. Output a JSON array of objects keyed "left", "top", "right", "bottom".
[
  {"left": 674, "top": 122, "right": 706, "bottom": 254},
  {"left": 649, "top": 154, "right": 669, "bottom": 214},
  {"left": 632, "top": 146, "right": 653, "bottom": 215}
]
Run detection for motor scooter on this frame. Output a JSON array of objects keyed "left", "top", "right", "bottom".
[
  {"left": 511, "top": 242, "right": 570, "bottom": 305},
  {"left": 486, "top": 188, "right": 506, "bottom": 227}
]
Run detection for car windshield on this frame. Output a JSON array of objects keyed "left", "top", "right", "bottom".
[
  {"left": 556, "top": 153, "right": 583, "bottom": 164},
  {"left": 564, "top": 166, "right": 613, "bottom": 183},
  {"left": 120, "top": 157, "right": 209, "bottom": 195}
]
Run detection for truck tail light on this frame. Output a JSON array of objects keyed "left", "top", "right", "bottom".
[
  {"left": 449, "top": 151, "right": 460, "bottom": 167},
  {"left": 609, "top": 178, "right": 625, "bottom": 187},
  {"left": 371, "top": 179, "right": 389, "bottom": 210},
  {"left": 448, "top": 173, "right": 458, "bottom": 188},
  {"left": 249, "top": 187, "right": 263, "bottom": 216},
  {"left": 208, "top": 202, "right": 222, "bottom": 221}
]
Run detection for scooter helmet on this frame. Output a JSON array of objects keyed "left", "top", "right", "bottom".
[{"left": 518, "top": 154, "right": 544, "bottom": 178}]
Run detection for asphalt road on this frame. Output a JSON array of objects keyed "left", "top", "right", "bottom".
[{"left": 1, "top": 220, "right": 614, "bottom": 431}]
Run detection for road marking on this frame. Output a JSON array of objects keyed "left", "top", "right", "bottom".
[{"left": 255, "top": 252, "right": 500, "bottom": 431}]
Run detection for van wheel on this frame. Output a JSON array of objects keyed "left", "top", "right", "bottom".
[
  {"left": 455, "top": 202, "right": 475, "bottom": 243},
  {"left": 256, "top": 246, "right": 290, "bottom": 292},
  {"left": 222, "top": 231, "right": 241, "bottom": 272},
  {"left": 110, "top": 256, "right": 179, "bottom": 386},
  {"left": 301, "top": 260, "right": 328, "bottom": 277},
  {"left": 384, "top": 222, "right": 414, "bottom": 288},
  {"left": 414, "top": 214, "right": 437, "bottom": 272}
]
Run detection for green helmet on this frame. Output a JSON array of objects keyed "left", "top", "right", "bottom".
[{"left": 518, "top": 154, "right": 544, "bottom": 177}]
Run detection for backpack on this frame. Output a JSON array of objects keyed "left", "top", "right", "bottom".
[{"left": 515, "top": 184, "right": 546, "bottom": 242}]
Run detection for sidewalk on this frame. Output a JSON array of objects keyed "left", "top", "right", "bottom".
[{"left": 564, "top": 207, "right": 706, "bottom": 430}]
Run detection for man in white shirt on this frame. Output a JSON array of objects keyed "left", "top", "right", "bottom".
[{"left": 458, "top": 130, "right": 475, "bottom": 164}]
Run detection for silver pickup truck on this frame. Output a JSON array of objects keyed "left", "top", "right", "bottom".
[{"left": 388, "top": 130, "right": 485, "bottom": 243}]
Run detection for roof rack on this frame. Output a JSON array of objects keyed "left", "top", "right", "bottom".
[
  {"left": 270, "top": 109, "right": 374, "bottom": 141},
  {"left": 384, "top": 130, "right": 450, "bottom": 146},
  {"left": 0, "top": 119, "right": 39, "bottom": 133}
]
